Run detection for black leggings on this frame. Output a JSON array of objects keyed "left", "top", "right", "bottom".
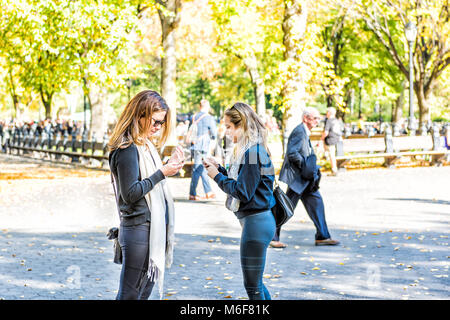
[{"left": 116, "top": 222, "right": 155, "bottom": 300}]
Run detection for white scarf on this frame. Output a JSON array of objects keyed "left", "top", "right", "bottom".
[{"left": 136, "top": 139, "right": 175, "bottom": 300}]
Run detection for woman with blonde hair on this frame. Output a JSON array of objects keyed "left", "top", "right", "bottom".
[
  {"left": 203, "top": 102, "right": 276, "bottom": 300},
  {"left": 108, "top": 90, "right": 184, "bottom": 300}
]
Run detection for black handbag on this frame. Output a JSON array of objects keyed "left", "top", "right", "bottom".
[
  {"left": 271, "top": 181, "right": 295, "bottom": 228},
  {"left": 108, "top": 173, "right": 123, "bottom": 265},
  {"left": 107, "top": 227, "right": 122, "bottom": 264}
]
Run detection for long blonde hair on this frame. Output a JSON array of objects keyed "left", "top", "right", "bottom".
[
  {"left": 224, "top": 102, "right": 271, "bottom": 159},
  {"left": 108, "top": 90, "right": 172, "bottom": 151}
]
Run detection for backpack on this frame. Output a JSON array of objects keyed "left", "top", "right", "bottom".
[{"left": 186, "top": 113, "right": 208, "bottom": 144}]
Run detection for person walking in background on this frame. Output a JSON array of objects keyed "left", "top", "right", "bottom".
[
  {"left": 444, "top": 126, "right": 450, "bottom": 162},
  {"left": 444, "top": 126, "right": 450, "bottom": 150},
  {"left": 203, "top": 102, "right": 276, "bottom": 300},
  {"left": 187, "top": 99, "right": 217, "bottom": 201},
  {"left": 321, "top": 107, "right": 342, "bottom": 176},
  {"left": 270, "top": 107, "right": 339, "bottom": 248},
  {"left": 108, "top": 90, "right": 185, "bottom": 300},
  {"left": 357, "top": 116, "right": 365, "bottom": 134},
  {"left": 215, "top": 118, "right": 227, "bottom": 164}
]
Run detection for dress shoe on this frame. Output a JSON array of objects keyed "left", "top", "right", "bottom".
[
  {"left": 315, "top": 238, "right": 340, "bottom": 246},
  {"left": 205, "top": 192, "right": 216, "bottom": 199},
  {"left": 189, "top": 195, "right": 205, "bottom": 201},
  {"left": 269, "top": 241, "right": 287, "bottom": 248}
]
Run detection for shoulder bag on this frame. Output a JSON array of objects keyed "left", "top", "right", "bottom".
[{"left": 271, "top": 179, "right": 295, "bottom": 228}]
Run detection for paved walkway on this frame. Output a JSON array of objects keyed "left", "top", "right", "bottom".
[{"left": 0, "top": 154, "right": 448, "bottom": 300}]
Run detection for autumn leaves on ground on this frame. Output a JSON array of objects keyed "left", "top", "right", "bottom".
[
  {"left": 0, "top": 157, "right": 108, "bottom": 180},
  {"left": 0, "top": 154, "right": 449, "bottom": 300}
]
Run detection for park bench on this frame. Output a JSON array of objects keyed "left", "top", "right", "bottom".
[
  {"left": 334, "top": 128, "right": 449, "bottom": 169},
  {"left": 6, "top": 130, "right": 110, "bottom": 169}
]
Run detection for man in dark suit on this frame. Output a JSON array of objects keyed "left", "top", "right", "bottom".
[{"left": 271, "top": 107, "right": 339, "bottom": 248}]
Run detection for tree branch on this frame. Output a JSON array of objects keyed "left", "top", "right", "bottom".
[{"left": 361, "top": 11, "right": 409, "bottom": 76}]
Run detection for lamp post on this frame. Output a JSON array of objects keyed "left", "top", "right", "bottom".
[
  {"left": 405, "top": 21, "right": 417, "bottom": 135},
  {"left": 126, "top": 78, "right": 132, "bottom": 101},
  {"left": 83, "top": 93, "right": 87, "bottom": 134},
  {"left": 358, "top": 78, "right": 364, "bottom": 119}
]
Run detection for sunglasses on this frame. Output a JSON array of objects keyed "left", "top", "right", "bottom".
[{"left": 152, "top": 118, "right": 166, "bottom": 127}]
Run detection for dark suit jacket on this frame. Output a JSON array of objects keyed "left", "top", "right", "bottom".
[{"left": 279, "top": 123, "right": 319, "bottom": 195}]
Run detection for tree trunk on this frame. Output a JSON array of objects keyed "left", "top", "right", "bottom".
[
  {"left": 243, "top": 54, "right": 266, "bottom": 117},
  {"left": 7, "top": 69, "right": 19, "bottom": 119},
  {"left": 392, "top": 81, "right": 405, "bottom": 123},
  {"left": 281, "top": 0, "right": 308, "bottom": 146},
  {"left": 415, "top": 82, "right": 430, "bottom": 124},
  {"left": 158, "top": 0, "right": 181, "bottom": 146},
  {"left": 39, "top": 87, "right": 53, "bottom": 120},
  {"left": 87, "top": 84, "right": 109, "bottom": 141}
]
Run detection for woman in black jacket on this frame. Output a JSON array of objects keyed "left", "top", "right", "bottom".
[
  {"left": 108, "top": 90, "right": 184, "bottom": 300},
  {"left": 203, "top": 102, "right": 276, "bottom": 300}
]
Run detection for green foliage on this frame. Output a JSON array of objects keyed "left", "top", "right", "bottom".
[{"left": 0, "top": 0, "right": 448, "bottom": 128}]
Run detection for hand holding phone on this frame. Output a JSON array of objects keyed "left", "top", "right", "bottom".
[
  {"left": 202, "top": 157, "right": 219, "bottom": 179},
  {"left": 202, "top": 157, "right": 210, "bottom": 168},
  {"left": 169, "top": 145, "right": 185, "bottom": 165}
]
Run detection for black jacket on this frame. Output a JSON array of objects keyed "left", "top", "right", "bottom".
[
  {"left": 213, "top": 144, "right": 276, "bottom": 219},
  {"left": 109, "top": 143, "right": 166, "bottom": 226}
]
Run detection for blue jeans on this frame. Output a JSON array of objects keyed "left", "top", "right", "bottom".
[
  {"left": 116, "top": 222, "right": 155, "bottom": 300},
  {"left": 189, "top": 150, "right": 212, "bottom": 196},
  {"left": 239, "top": 210, "right": 276, "bottom": 300}
]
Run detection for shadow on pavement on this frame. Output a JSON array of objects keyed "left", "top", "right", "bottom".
[{"left": 0, "top": 226, "right": 448, "bottom": 300}]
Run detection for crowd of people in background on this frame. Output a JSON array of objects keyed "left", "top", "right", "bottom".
[
  {"left": 0, "top": 118, "right": 87, "bottom": 153},
  {"left": 0, "top": 118, "right": 86, "bottom": 139},
  {"left": 1, "top": 107, "right": 449, "bottom": 157}
]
